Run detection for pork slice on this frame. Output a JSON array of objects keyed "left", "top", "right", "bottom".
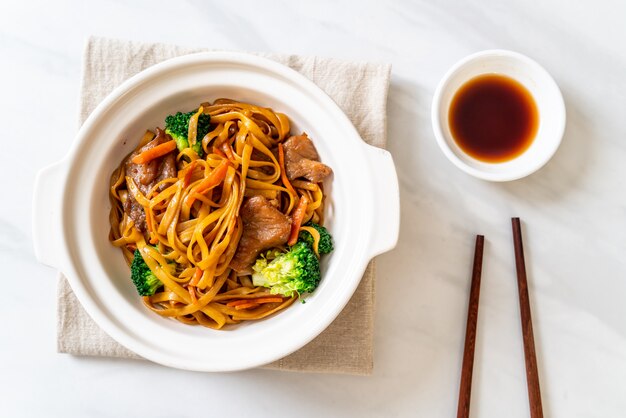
[
  {"left": 230, "top": 196, "right": 291, "bottom": 272},
  {"left": 123, "top": 128, "right": 178, "bottom": 232},
  {"left": 126, "top": 128, "right": 170, "bottom": 191},
  {"left": 283, "top": 133, "right": 332, "bottom": 183},
  {"left": 123, "top": 196, "right": 147, "bottom": 232}
]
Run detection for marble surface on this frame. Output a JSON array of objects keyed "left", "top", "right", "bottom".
[{"left": 1, "top": 0, "right": 625, "bottom": 416}]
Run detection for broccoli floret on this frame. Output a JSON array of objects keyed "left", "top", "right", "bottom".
[
  {"left": 130, "top": 249, "right": 162, "bottom": 296},
  {"left": 298, "top": 222, "right": 334, "bottom": 255},
  {"left": 164, "top": 110, "right": 211, "bottom": 157},
  {"left": 252, "top": 242, "right": 321, "bottom": 297}
]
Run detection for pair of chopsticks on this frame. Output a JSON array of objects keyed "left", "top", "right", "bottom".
[{"left": 456, "top": 218, "right": 543, "bottom": 418}]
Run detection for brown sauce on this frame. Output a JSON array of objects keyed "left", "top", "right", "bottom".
[{"left": 449, "top": 74, "right": 538, "bottom": 163}]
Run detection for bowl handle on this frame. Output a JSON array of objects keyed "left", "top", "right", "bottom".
[
  {"left": 32, "top": 160, "right": 66, "bottom": 270},
  {"left": 363, "top": 145, "right": 400, "bottom": 258}
]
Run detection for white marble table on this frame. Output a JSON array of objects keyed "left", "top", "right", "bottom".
[{"left": 2, "top": 1, "right": 624, "bottom": 416}]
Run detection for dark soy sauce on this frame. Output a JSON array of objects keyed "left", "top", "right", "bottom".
[{"left": 449, "top": 74, "right": 538, "bottom": 163}]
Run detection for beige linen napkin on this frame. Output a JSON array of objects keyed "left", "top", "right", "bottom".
[{"left": 57, "top": 37, "right": 390, "bottom": 375}]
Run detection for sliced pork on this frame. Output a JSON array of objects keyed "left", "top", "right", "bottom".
[
  {"left": 123, "top": 128, "right": 177, "bottom": 231},
  {"left": 230, "top": 196, "right": 291, "bottom": 272},
  {"left": 283, "top": 133, "right": 332, "bottom": 183}
]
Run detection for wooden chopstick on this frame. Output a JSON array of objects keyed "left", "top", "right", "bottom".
[
  {"left": 511, "top": 217, "right": 544, "bottom": 418},
  {"left": 456, "top": 235, "right": 484, "bottom": 418}
]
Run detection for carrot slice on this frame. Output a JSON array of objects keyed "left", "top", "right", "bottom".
[
  {"left": 234, "top": 302, "right": 260, "bottom": 310},
  {"left": 131, "top": 140, "right": 177, "bottom": 164},
  {"left": 188, "top": 285, "right": 197, "bottom": 304},
  {"left": 144, "top": 209, "right": 153, "bottom": 233},
  {"left": 183, "top": 161, "right": 197, "bottom": 188},
  {"left": 254, "top": 297, "right": 284, "bottom": 304},
  {"left": 195, "top": 160, "right": 230, "bottom": 194},
  {"left": 190, "top": 267, "right": 203, "bottom": 287},
  {"left": 185, "top": 159, "right": 230, "bottom": 207},
  {"left": 144, "top": 210, "right": 158, "bottom": 244},
  {"left": 288, "top": 194, "right": 309, "bottom": 246},
  {"left": 278, "top": 143, "right": 297, "bottom": 201}
]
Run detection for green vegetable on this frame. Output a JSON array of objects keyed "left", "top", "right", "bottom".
[
  {"left": 130, "top": 249, "right": 162, "bottom": 296},
  {"left": 298, "top": 222, "right": 334, "bottom": 255},
  {"left": 164, "top": 110, "right": 211, "bottom": 156},
  {"left": 252, "top": 242, "right": 321, "bottom": 297}
]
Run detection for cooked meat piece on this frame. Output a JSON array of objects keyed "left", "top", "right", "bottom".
[
  {"left": 283, "top": 133, "right": 332, "bottom": 183},
  {"left": 230, "top": 196, "right": 291, "bottom": 272},
  {"left": 123, "top": 128, "right": 178, "bottom": 231},
  {"left": 123, "top": 196, "right": 147, "bottom": 232},
  {"left": 125, "top": 128, "right": 175, "bottom": 191}
]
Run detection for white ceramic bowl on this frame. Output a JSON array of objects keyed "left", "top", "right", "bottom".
[
  {"left": 432, "top": 50, "right": 566, "bottom": 181},
  {"left": 33, "top": 52, "right": 399, "bottom": 371}
]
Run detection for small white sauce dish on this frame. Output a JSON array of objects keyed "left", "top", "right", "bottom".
[{"left": 431, "top": 49, "right": 566, "bottom": 182}]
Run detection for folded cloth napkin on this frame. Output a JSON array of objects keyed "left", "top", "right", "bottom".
[{"left": 57, "top": 36, "right": 391, "bottom": 375}]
